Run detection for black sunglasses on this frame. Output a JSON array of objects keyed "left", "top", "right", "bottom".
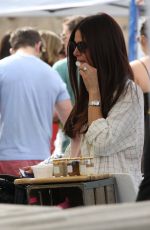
[{"left": 70, "top": 41, "right": 87, "bottom": 53}]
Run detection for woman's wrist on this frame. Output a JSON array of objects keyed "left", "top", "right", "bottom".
[
  {"left": 88, "top": 100, "right": 101, "bottom": 106},
  {"left": 89, "top": 90, "right": 100, "bottom": 101}
]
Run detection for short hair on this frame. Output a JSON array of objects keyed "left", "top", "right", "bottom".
[
  {"left": 10, "top": 27, "right": 42, "bottom": 50},
  {"left": 63, "top": 15, "right": 85, "bottom": 33}
]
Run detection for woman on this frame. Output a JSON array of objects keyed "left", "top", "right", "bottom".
[
  {"left": 39, "top": 30, "right": 67, "bottom": 153},
  {"left": 131, "top": 19, "right": 150, "bottom": 95},
  {"left": 40, "top": 30, "right": 63, "bottom": 66},
  {"left": 63, "top": 13, "right": 144, "bottom": 190},
  {"left": 130, "top": 19, "right": 150, "bottom": 175},
  {"left": 130, "top": 19, "right": 150, "bottom": 201}
]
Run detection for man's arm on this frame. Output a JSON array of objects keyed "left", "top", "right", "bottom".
[{"left": 55, "top": 99, "right": 72, "bottom": 125}]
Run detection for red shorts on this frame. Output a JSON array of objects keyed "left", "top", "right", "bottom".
[{"left": 0, "top": 160, "right": 42, "bottom": 176}]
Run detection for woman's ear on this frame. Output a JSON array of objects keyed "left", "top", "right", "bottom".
[
  {"left": 141, "top": 35, "right": 147, "bottom": 47},
  {"left": 140, "top": 35, "right": 149, "bottom": 54}
]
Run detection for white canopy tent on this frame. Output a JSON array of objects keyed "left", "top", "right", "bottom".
[{"left": 0, "top": 0, "right": 130, "bottom": 17}]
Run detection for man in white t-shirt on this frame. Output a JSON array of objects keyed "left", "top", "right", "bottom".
[{"left": 0, "top": 27, "right": 72, "bottom": 175}]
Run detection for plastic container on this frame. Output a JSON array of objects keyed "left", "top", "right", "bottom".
[{"left": 31, "top": 164, "right": 53, "bottom": 178}]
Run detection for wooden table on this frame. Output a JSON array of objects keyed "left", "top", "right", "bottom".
[{"left": 14, "top": 174, "right": 117, "bottom": 206}]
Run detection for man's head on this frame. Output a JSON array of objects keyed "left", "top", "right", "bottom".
[{"left": 9, "top": 27, "right": 42, "bottom": 55}]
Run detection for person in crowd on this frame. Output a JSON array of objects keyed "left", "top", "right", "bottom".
[
  {"left": 0, "top": 27, "right": 72, "bottom": 176},
  {"left": 58, "top": 44, "right": 66, "bottom": 60},
  {"left": 63, "top": 13, "right": 144, "bottom": 191},
  {"left": 25, "top": 14, "right": 144, "bottom": 192},
  {"left": 40, "top": 30, "right": 63, "bottom": 66},
  {"left": 0, "top": 31, "right": 11, "bottom": 59},
  {"left": 39, "top": 30, "right": 67, "bottom": 153},
  {"left": 130, "top": 19, "right": 150, "bottom": 200},
  {"left": 131, "top": 18, "right": 150, "bottom": 93},
  {"left": 131, "top": 19, "right": 150, "bottom": 175},
  {"left": 53, "top": 15, "right": 85, "bottom": 105},
  {"left": 52, "top": 15, "right": 85, "bottom": 154}
]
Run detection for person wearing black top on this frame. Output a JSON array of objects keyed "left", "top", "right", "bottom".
[{"left": 131, "top": 19, "right": 150, "bottom": 201}]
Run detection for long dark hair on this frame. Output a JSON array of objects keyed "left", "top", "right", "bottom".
[{"left": 64, "top": 13, "right": 134, "bottom": 138}]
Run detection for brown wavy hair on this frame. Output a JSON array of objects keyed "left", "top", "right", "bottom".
[
  {"left": 40, "top": 30, "right": 62, "bottom": 66},
  {"left": 64, "top": 13, "right": 134, "bottom": 138}
]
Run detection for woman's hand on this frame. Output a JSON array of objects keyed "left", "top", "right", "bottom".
[
  {"left": 79, "top": 63, "right": 103, "bottom": 125},
  {"left": 70, "top": 135, "right": 81, "bottom": 158},
  {"left": 22, "top": 166, "right": 33, "bottom": 174},
  {"left": 19, "top": 166, "right": 34, "bottom": 178},
  {"left": 79, "top": 63, "right": 100, "bottom": 99}
]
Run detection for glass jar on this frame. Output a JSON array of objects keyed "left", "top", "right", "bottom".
[
  {"left": 67, "top": 158, "right": 80, "bottom": 176},
  {"left": 86, "top": 157, "right": 94, "bottom": 175},
  {"left": 79, "top": 157, "right": 94, "bottom": 176},
  {"left": 53, "top": 159, "right": 67, "bottom": 177},
  {"left": 79, "top": 158, "right": 87, "bottom": 176}
]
